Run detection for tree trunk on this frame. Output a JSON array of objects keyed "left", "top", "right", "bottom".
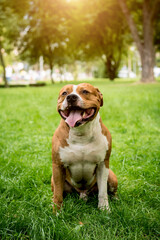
[
  {"left": 105, "top": 55, "right": 119, "bottom": 80},
  {"left": 50, "top": 68, "right": 54, "bottom": 84},
  {"left": 49, "top": 60, "right": 54, "bottom": 84},
  {"left": 141, "top": 0, "right": 155, "bottom": 82},
  {"left": 45, "top": 41, "right": 54, "bottom": 84},
  {"left": 141, "top": 48, "right": 155, "bottom": 82},
  {"left": 59, "top": 67, "right": 64, "bottom": 83},
  {"left": 118, "top": 0, "right": 156, "bottom": 83},
  {"left": 0, "top": 41, "right": 8, "bottom": 87}
]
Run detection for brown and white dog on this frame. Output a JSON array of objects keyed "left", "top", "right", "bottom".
[{"left": 51, "top": 83, "right": 118, "bottom": 212}]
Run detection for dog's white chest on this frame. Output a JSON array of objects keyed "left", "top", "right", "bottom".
[{"left": 59, "top": 114, "right": 108, "bottom": 188}]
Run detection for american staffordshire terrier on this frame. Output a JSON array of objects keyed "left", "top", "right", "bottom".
[{"left": 51, "top": 83, "right": 118, "bottom": 212}]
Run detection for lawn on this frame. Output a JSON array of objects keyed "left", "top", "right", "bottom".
[{"left": 0, "top": 80, "right": 160, "bottom": 240}]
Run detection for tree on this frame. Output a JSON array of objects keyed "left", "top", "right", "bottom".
[
  {"left": 83, "top": 6, "right": 130, "bottom": 80},
  {"left": 118, "top": 0, "right": 160, "bottom": 82},
  {"left": 66, "top": 0, "right": 130, "bottom": 80},
  {"left": 0, "top": 5, "right": 17, "bottom": 87},
  {"left": 19, "top": 0, "right": 70, "bottom": 83},
  {"left": 0, "top": 0, "right": 29, "bottom": 87}
]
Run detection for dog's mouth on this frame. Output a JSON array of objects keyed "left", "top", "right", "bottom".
[{"left": 59, "top": 107, "right": 96, "bottom": 128}]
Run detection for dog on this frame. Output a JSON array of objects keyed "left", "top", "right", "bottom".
[{"left": 51, "top": 83, "right": 118, "bottom": 212}]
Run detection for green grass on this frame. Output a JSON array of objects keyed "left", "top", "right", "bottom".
[{"left": 0, "top": 79, "right": 160, "bottom": 240}]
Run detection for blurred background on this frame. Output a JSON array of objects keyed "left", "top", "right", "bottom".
[{"left": 0, "top": 0, "right": 160, "bottom": 87}]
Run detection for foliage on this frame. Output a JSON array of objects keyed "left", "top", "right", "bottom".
[
  {"left": 0, "top": 0, "right": 22, "bottom": 52},
  {"left": 86, "top": 10, "right": 129, "bottom": 80},
  {"left": 0, "top": 0, "right": 28, "bottom": 86},
  {"left": 65, "top": 0, "right": 131, "bottom": 80},
  {"left": 125, "top": 0, "right": 160, "bottom": 44},
  {"left": 0, "top": 80, "right": 160, "bottom": 239},
  {"left": 1, "top": 0, "right": 160, "bottom": 84},
  {"left": 19, "top": 0, "right": 71, "bottom": 83}
]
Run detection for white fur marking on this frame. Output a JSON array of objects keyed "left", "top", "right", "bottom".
[
  {"left": 96, "top": 163, "right": 109, "bottom": 210},
  {"left": 61, "top": 98, "right": 67, "bottom": 110},
  {"left": 72, "top": 85, "right": 83, "bottom": 102},
  {"left": 59, "top": 113, "right": 108, "bottom": 189},
  {"left": 61, "top": 84, "right": 83, "bottom": 110},
  {"left": 72, "top": 85, "right": 78, "bottom": 94}
]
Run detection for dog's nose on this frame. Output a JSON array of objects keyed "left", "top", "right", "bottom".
[{"left": 66, "top": 94, "right": 78, "bottom": 103}]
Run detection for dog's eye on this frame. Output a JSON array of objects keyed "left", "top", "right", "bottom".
[
  {"left": 82, "top": 90, "right": 89, "bottom": 94},
  {"left": 62, "top": 91, "right": 67, "bottom": 96}
]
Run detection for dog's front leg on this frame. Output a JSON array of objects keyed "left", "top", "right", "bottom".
[
  {"left": 52, "top": 163, "right": 65, "bottom": 213},
  {"left": 96, "top": 161, "right": 109, "bottom": 211}
]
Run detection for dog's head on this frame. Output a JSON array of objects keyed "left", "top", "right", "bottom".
[{"left": 57, "top": 83, "right": 103, "bottom": 128}]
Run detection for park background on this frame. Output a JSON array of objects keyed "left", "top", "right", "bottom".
[
  {"left": 0, "top": 0, "right": 160, "bottom": 239},
  {"left": 0, "top": 0, "right": 160, "bottom": 85}
]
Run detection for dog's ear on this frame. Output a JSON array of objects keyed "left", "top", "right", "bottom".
[{"left": 96, "top": 88, "right": 103, "bottom": 107}]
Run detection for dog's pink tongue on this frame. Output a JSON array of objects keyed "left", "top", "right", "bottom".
[{"left": 65, "top": 110, "right": 82, "bottom": 128}]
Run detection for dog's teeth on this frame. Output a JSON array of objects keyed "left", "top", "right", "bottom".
[{"left": 83, "top": 112, "right": 86, "bottom": 117}]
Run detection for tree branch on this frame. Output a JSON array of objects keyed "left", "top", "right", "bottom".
[{"left": 117, "top": 0, "right": 143, "bottom": 56}]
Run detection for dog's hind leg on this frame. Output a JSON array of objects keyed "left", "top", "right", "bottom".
[
  {"left": 64, "top": 180, "right": 74, "bottom": 193},
  {"left": 51, "top": 175, "right": 54, "bottom": 192},
  {"left": 107, "top": 169, "right": 118, "bottom": 196}
]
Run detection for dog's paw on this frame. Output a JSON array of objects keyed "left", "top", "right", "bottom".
[
  {"left": 79, "top": 192, "right": 88, "bottom": 201},
  {"left": 52, "top": 201, "right": 63, "bottom": 215},
  {"left": 99, "top": 205, "right": 111, "bottom": 212},
  {"left": 98, "top": 196, "right": 110, "bottom": 212},
  {"left": 110, "top": 192, "right": 119, "bottom": 201}
]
